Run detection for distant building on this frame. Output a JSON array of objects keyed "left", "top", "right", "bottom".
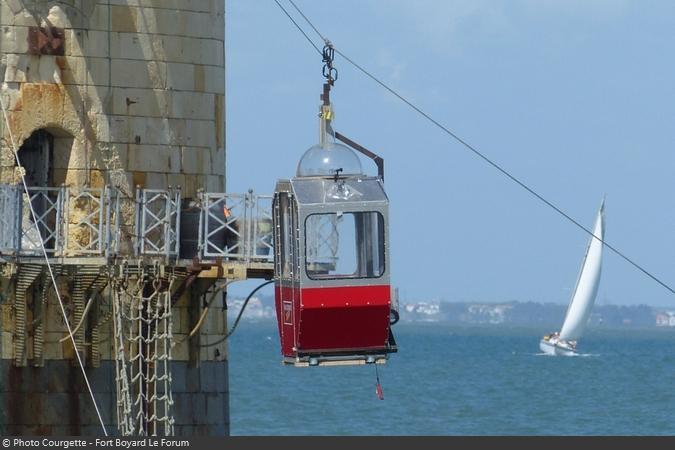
[
  {"left": 465, "top": 304, "right": 512, "bottom": 324},
  {"left": 229, "top": 297, "right": 275, "bottom": 321},
  {"left": 402, "top": 301, "right": 441, "bottom": 321},
  {"left": 656, "top": 311, "right": 675, "bottom": 327}
]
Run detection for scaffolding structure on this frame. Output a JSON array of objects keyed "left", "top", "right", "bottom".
[
  {"left": 0, "top": 183, "right": 274, "bottom": 435},
  {"left": 0, "top": 184, "right": 274, "bottom": 265}
]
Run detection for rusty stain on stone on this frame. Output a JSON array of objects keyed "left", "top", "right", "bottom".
[{"left": 28, "top": 27, "right": 66, "bottom": 56}]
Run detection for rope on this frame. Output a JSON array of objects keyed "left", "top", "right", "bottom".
[
  {"left": 273, "top": 0, "right": 675, "bottom": 296},
  {"left": 0, "top": 92, "right": 109, "bottom": 434},
  {"left": 113, "top": 270, "right": 175, "bottom": 436},
  {"left": 174, "top": 280, "right": 235, "bottom": 345},
  {"left": 59, "top": 296, "right": 94, "bottom": 343}
]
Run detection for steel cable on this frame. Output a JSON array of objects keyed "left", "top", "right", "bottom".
[{"left": 273, "top": 0, "right": 675, "bottom": 296}]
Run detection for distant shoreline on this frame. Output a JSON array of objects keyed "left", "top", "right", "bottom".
[{"left": 226, "top": 296, "right": 675, "bottom": 329}]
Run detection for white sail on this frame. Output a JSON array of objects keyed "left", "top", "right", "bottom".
[{"left": 559, "top": 200, "right": 605, "bottom": 341}]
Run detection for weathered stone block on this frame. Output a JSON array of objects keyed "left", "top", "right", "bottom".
[
  {"left": 111, "top": 60, "right": 167, "bottom": 89},
  {"left": 186, "top": 366, "right": 201, "bottom": 393},
  {"left": 204, "top": 393, "right": 225, "bottom": 425},
  {"left": 167, "top": 173, "right": 185, "bottom": 189},
  {"left": 143, "top": 171, "right": 167, "bottom": 189},
  {"left": 111, "top": 5, "right": 138, "bottom": 33},
  {"left": 7, "top": 365, "right": 50, "bottom": 393},
  {"left": 88, "top": 5, "right": 111, "bottom": 31},
  {"left": 192, "top": 392, "right": 206, "bottom": 418},
  {"left": 0, "top": 23, "right": 28, "bottom": 54},
  {"left": 127, "top": 144, "right": 180, "bottom": 173},
  {"left": 3, "top": 54, "right": 27, "bottom": 83},
  {"left": 96, "top": 114, "right": 128, "bottom": 142},
  {"left": 89, "top": 169, "right": 106, "bottom": 188},
  {"left": 171, "top": 337, "right": 190, "bottom": 362},
  {"left": 60, "top": 56, "right": 111, "bottom": 87},
  {"left": 171, "top": 365, "right": 187, "bottom": 393},
  {"left": 44, "top": 5, "right": 68, "bottom": 29},
  {"left": 79, "top": 392, "right": 114, "bottom": 425},
  {"left": 1, "top": 332, "right": 13, "bottom": 359},
  {"left": 43, "top": 393, "right": 77, "bottom": 425},
  {"left": 170, "top": 91, "right": 214, "bottom": 121},
  {"left": 211, "top": 147, "right": 225, "bottom": 173},
  {"left": 62, "top": 168, "right": 90, "bottom": 186},
  {"left": 206, "top": 175, "right": 223, "bottom": 192},
  {"left": 201, "top": 39, "right": 224, "bottom": 67},
  {"left": 52, "top": 137, "right": 83, "bottom": 169},
  {"left": 173, "top": 392, "right": 194, "bottom": 422},
  {"left": 112, "top": 87, "right": 169, "bottom": 117},
  {"left": 92, "top": 142, "right": 128, "bottom": 171},
  {"left": 166, "top": 63, "right": 195, "bottom": 91},
  {"left": 215, "top": 93, "right": 224, "bottom": 147},
  {"left": 67, "top": 30, "right": 109, "bottom": 59},
  {"left": 199, "top": 361, "right": 229, "bottom": 393},
  {"left": 111, "top": 32, "right": 147, "bottom": 61},
  {"left": 181, "top": 146, "right": 210, "bottom": 175},
  {"left": 12, "top": 83, "right": 67, "bottom": 140},
  {"left": 183, "top": 119, "right": 215, "bottom": 148}
]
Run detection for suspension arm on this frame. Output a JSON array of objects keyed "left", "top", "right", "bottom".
[{"left": 334, "top": 132, "right": 385, "bottom": 181}]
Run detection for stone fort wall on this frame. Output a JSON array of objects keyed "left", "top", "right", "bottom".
[
  {"left": 0, "top": 0, "right": 225, "bottom": 195},
  {"left": 0, "top": 0, "right": 229, "bottom": 436}
]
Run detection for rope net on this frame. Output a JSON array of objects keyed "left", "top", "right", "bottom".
[{"left": 112, "top": 267, "right": 175, "bottom": 436}]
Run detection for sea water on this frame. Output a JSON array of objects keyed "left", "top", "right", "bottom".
[{"left": 228, "top": 322, "right": 675, "bottom": 435}]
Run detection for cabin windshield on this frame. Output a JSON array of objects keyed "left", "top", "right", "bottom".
[{"left": 305, "top": 211, "right": 385, "bottom": 280}]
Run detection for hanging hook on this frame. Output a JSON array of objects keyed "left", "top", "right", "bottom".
[{"left": 322, "top": 42, "right": 338, "bottom": 85}]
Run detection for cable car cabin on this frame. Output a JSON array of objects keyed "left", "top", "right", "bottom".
[{"left": 273, "top": 174, "right": 397, "bottom": 367}]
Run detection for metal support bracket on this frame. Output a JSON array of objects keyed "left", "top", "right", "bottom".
[{"left": 335, "top": 132, "right": 385, "bottom": 181}]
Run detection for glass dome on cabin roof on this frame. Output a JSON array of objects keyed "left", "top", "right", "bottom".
[{"left": 296, "top": 141, "right": 363, "bottom": 178}]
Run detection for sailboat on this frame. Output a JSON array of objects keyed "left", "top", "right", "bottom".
[{"left": 540, "top": 200, "right": 605, "bottom": 356}]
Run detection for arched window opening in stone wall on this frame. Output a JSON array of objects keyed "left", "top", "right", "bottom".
[{"left": 18, "top": 129, "right": 53, "bottom": 187}]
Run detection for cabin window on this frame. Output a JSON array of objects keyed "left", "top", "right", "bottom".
[
  {"left": 305, "top": 211, "right": 385, "bottom": 280},
  {"left": 279, "top": 193, "right": 293, "bottom": 278}
]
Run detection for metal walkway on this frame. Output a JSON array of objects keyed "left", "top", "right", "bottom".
[{"left": 0, "top": 184, "right": 274, "bottom": 280}]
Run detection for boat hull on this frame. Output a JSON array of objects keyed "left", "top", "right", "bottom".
[{"left": 539, "top": 339, "right": 577, "bottom": 357}]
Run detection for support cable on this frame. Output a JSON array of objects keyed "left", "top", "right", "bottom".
[
  {"left": 272, "top": 0, "right": 322, "bottom": 56},
  {"left": 201, "top": 280, "right": 274, "bottom": 348},
  {"left": 0, "top": 94, "right": 109, "bottom": 435},
  {"left": 274, "top": 0, "right": 675, "bottom": 296}
]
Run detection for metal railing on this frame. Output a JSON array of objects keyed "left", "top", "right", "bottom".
[
  {"left": 64, "top": 188, "right": 106, "bottom": 255},
  {"left": 136, "top": 189, "right": 181, "bottom": 258},
  {"left": 0, "top": 184, "right": 119, "bottom": 258},
  {"left": 0, "top": 185, "right": 21, "bottom": 253},
  {"left": 0, "top": 184, "right": 274, "bottom": 264},
  {"left": 0, "top": 185, "right": 66, "bottom": 256},
  {"left": 198, "top": 191, "right": 274, "bottom": 263},
  {"left": 21, "top": 187, "right": 65, "bottom": 256}
]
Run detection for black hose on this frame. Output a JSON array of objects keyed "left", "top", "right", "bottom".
[{"left": 200, "top": 280, "right": 274, "bottom": 347}]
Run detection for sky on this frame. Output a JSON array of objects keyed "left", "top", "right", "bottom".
[{"left": 225, "top": 1, "right": 675, "bottom": 306}]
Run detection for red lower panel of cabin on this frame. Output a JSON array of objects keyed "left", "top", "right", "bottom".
[{"left": 275, "top": 284, "right": 392, "bottom": 359}]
